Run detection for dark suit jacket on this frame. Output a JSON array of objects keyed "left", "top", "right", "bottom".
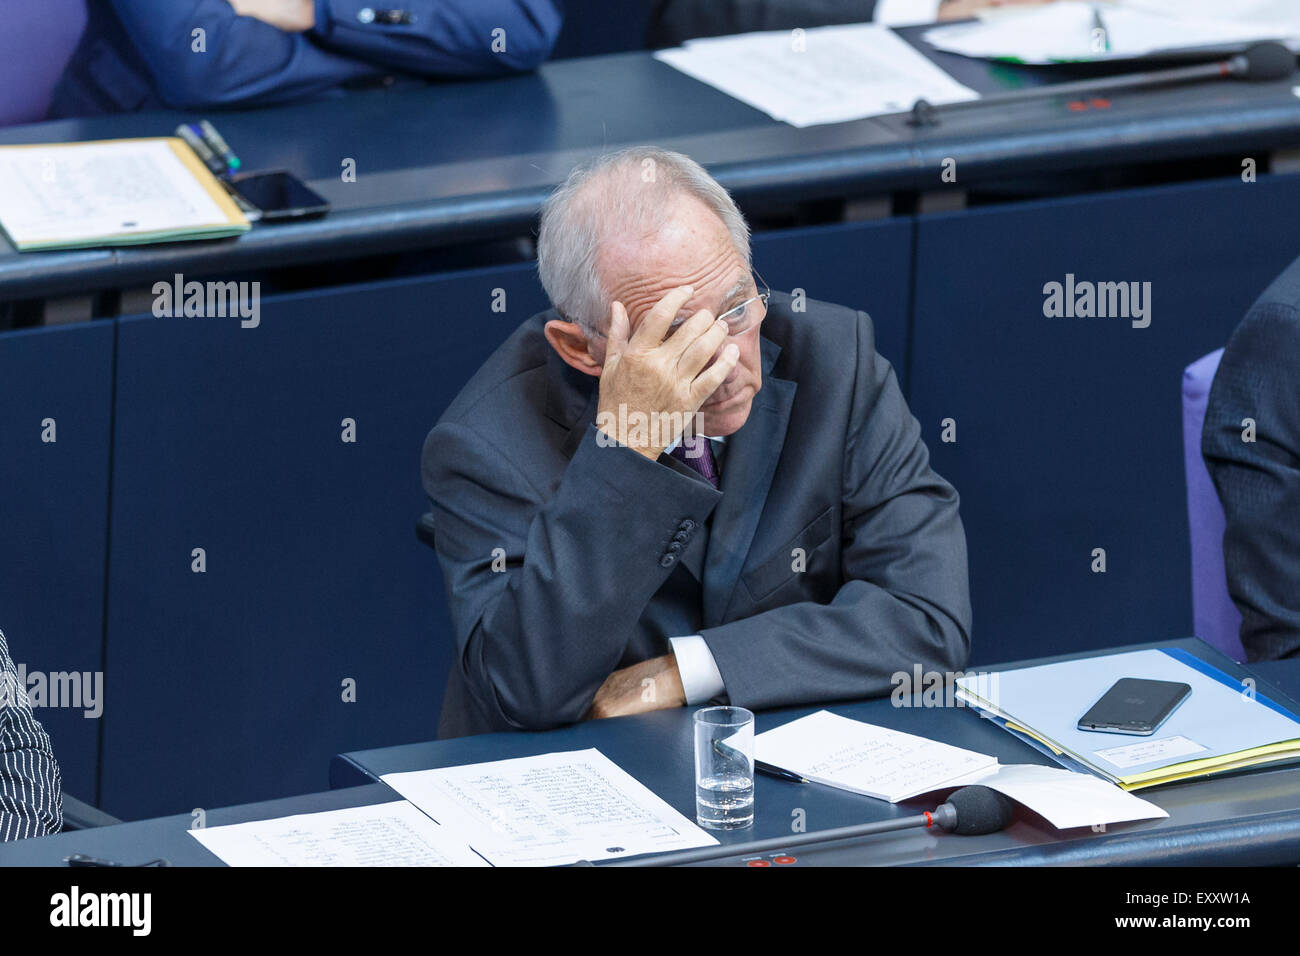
[
  {"left": 50, "top": 0, "right": 561, "bottom": 118},
  {"left": 423, "top": 292, "right": 971, "bottom": 737},
  {"left": 1203, "top": 258, "right": 1300, "bottom": 661}
]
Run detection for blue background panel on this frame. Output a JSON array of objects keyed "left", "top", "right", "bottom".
[
  {"left": 908, "top": 174, "right": 1300, "bottom": 666},
  {"left": 0, "top": 323, "right": 113, "bottom": 805},
  {"left": 753, "top": 217, "right": 914, "bottom": 386},
  {"left": 100, "top": 265, "right": 550, "bottom": 819}
]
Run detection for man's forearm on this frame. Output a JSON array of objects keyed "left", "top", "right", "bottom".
[
  {"left": 700, "top": 576, "right": 970, "bottom": 712},
  {"left": 432, "top": 423, "right": 720, "bottom": 729}
]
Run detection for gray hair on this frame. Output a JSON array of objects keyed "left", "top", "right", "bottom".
[{"left": 536, "top": 146, "right": 751, "bottom": 336}]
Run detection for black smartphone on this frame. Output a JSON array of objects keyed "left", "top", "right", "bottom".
[
  {"left": 1077, "top": 678, "right": 1192, "bottom": 735},
  {"left": 226, "top": 170, "right": 330, "bottom": 222}
]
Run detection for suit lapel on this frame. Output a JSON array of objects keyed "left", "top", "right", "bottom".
[
  {"left": 545, "top": 345, "right": 600, "bottom": 461},
  {"left": 702, "top": 338, "right": 796, "bottom": 625}
]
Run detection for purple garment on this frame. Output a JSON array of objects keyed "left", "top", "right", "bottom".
[
  {"left": 1184, "top": 348, "right": 1245, "bottom": 662},
  {"left": 671, "top": 435, "right": 719, "bottom": 489},
  {"left": 0, "top": 0, "right": 86, "bottom": 126}
]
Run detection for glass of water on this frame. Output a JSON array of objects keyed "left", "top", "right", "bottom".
[{"left": 694, "top": 706, "right": 755, "bottom": 830}]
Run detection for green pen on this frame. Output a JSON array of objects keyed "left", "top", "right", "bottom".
[{"left": 197, "top": 120, "right": 242, "bottom": 175}]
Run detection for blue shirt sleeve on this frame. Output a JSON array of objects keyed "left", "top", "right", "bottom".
[
  {"left": 109, "top": 0, "right": 562, "bottom": 112},
  {"left": 311, "top": 0, "right": 563, "bottom": 75},
  {"left": 110, "top": 0, "right": 385, "bottom": 109}
]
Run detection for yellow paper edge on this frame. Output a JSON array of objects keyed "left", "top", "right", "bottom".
[{"left": 0, "top": 137, "right": 249, "bottom": 250}]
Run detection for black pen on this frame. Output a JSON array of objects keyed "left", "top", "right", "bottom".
[
  {"left": 712, "top": 738, "right": 808, "bottom": 783},
  {"left": 755, "top": 760, "right": 809, "bottom": 784}
]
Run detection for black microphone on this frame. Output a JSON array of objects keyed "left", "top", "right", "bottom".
[
  {"left": 938, "top": 784, "right": 1016, "bottom": 835},
  {"left": 910, "top": 41, "right": 1297, "bottom": 126},
  {"left": 598, "top": 785, "right": 1016, "bottom": 866}
]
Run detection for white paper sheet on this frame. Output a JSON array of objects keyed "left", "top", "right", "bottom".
[
  {"left": 188, "top": 801, "right": 490, "bottom": 867},
  {"left": 755, "top": 709, "right": 999, "bottom": 802},
  {"left": 0, "top": 140, "right": 233, "bottom": 247},
  {"left": 948, "top": 763, "right": 1169, "bottom": 830},
  {"left": 924, "top": 2, "right": 1299, "bottom": 65},
  {"left": 654, "top": 23, "right": 978, "bottom": 128},
  {"left": 381, "top": 749, "right": 717, "bottom": 866}
]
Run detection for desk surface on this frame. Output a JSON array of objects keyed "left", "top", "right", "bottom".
[
  {"left": 0, "top": 784, "right": 399, "bottom": 867},
  {"left": 2, "top": 29, "right": 1298, "bottom": 301},
  {"left": 332, "top": 639, "right": 1300, "bottom": 867},
  {"left": 2, "top": 640, "right": 1296, "bottom": 866}
]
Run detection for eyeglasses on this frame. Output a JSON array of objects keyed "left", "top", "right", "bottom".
[
  {"left": 589, "top": 269, "right": 771, "bottom": 340},
  {"left": 714, "top": 269, "right": 771, "bottom": 337}
]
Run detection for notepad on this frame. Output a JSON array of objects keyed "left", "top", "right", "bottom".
[
  {"left": 0, "top": 138, "right": 249, "bottom": 251},
  {"left": 755, "top": 709, "right": 999, "bottom": 802},
  {"left": 956, "top": 648, "right": 1300, "bottom": 790},
  {"left": 754, "top": 710, "right": 1169, "bottom": 828}
]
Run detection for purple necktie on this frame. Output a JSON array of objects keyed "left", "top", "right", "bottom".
[{"left": 670, "top": 435, "right": 720, "bottom": 489}]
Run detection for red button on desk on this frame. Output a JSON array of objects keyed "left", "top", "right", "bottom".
[
  {"left": 1090, "top": 97, "right": 1111, "bottom": 108},
  {"left": 1067, "top": 100, "right": 1088, "bottom": 111},
  {"left": 773, "top": 855, "right": 797, "bottom": 865},
  {"left": 745, "top": 859, "right": 771, "bottom": 867}
]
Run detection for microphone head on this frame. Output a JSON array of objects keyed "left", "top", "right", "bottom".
[
  {"left": 944, "top": 786, "right": 1016, "bottom": 835},
  {"left": 1237, "top": 41, "right": 1296, "bottom": 81}
]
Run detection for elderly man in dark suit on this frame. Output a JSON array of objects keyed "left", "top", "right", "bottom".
[
  {"left": 1203, "top": 256, "right": 1300, "bottom": 661},
  {"left": 423, "top": 146, "right": 970, "bottom": 737}
]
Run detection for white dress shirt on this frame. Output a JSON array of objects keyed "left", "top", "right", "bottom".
[{"left": 663, "top": 433, "right": 729, "bottom": 705}]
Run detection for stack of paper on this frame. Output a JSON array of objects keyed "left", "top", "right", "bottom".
[
  {"left": 924, "top": 1, "right": 1300, "bottom": 65},
  {"left": 0, "top": 138, "right": 249, "bottom": 252},
  {"left": 191, "top": 749, "right": 716, "bottom": 867},
  {"left": 754, "top": 710, "right": 1166, "bottom": 828},
  {"left": 654, "top": 23, "right": 978, "bottom": 128},
  {"left": 956, "top": 648, "right": 1300, "bottom": 790}
]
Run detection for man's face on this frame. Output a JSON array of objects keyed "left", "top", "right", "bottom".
[{"left": 594, "top": 196, "right": 765, "bottom": 437}]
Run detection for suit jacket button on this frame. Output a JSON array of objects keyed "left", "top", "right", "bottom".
[
  {"left": 660, "top": 554, "right": 676, "bottom": 568},
  {"left": 672, "top": 530, "right": 690, "bottom": 542},
  {"left": 680, "top": 519, "right": 696, "bottom": 532},
  {"left": 668, "top": 541, "right": 683, "bottom": 554}
]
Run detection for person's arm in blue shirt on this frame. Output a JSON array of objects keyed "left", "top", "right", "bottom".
[
  {"left": 310, "top": 1, "right": 563, "bottom": 76},
  {"left": 108, "top": 0, "right": 562, "bottom": 111}
]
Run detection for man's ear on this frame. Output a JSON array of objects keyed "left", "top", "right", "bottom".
[{"left": 544, "top": 319, "right": 603, "bottom": 377}]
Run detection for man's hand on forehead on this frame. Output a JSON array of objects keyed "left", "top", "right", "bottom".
[
  {"left": 594, "top": 284, "right": 740, "bottom": 461},
  {"left": 656, "top": 274, "right": 749, "bottom": 335}
]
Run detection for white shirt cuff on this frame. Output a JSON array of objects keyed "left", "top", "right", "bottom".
[
  {"left": 874, "top": 0, "right": 944, "bottom": 26},
  {"left": 669, "top": 635, "right": 727, "bottom": 705}
]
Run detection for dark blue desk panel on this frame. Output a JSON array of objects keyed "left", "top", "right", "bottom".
[
  {"left": 0, "top": 783, "right": 398, "bottom": 867},
  {"left": 0, "top": 323, "right": 113, "bottom": 804},
  {"left": 333, "top": 640, "right": 1300, "bottom": 866},
  {"left": 99, "top": 265, "right": 551, "bottom": 819},
  {"left": 908, "top": 172, "right": 1300, "bottom": 666},
  {"left": 752, "top": 217, "right": 913, "bottom": 384},
  {"left": 1249, "top": 659, "right": 1300, "bottom": 703}
]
